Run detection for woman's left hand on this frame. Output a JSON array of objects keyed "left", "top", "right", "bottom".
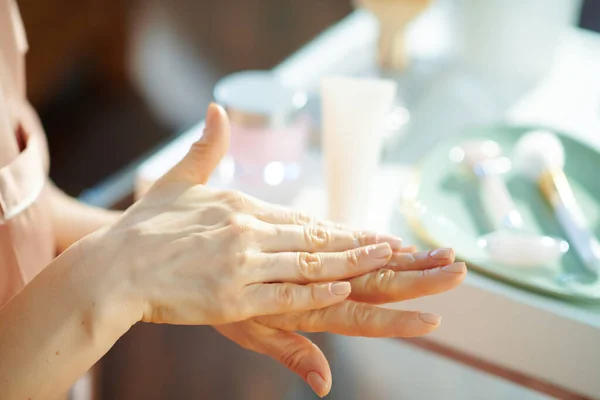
[{"left": 215, "top": 246, "right": 466, "bottom": 398}]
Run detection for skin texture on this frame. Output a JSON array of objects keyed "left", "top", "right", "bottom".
[
  {"left": 47, "top": 182, "right": 121, "bottom": 254},
  {"left": 216, "top": 249, "right": 464, "bottom": 397},
  {"left": 0, "top": 104, "right": 466, "bottom": 399},
  {"left": 161, "top": 104, "right": 466, "bottom": 396}
]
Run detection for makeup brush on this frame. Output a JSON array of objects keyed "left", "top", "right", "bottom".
[
  {"left": 354, "top": 0, "right": 432, "bottom": 71},
  {"left": 455, "top": 140, "right": 568, "bottom": 268},
  {"left": 515, "top": 130, "right": 600, "bottom": 275},
  {"left": 458, "top": 140, "right": 523, "bottom": 230}
]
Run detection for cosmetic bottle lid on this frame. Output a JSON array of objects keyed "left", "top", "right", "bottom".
[{"left": 214, "top": 70, "right": 307, "bottom": 130}]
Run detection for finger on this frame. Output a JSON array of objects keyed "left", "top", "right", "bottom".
[
  {"left": 399, "top": 245, "right": 417, "bottom": 253},
  {"left": 257, "top": 222, "right": 403, "bottom": 253},
  {"left": 386, "top": 248, "right": 456, "bottom": 271},
  {"left": 347, "top": 262, "right": 467, "bottom": 304},
  {"left": 237, "top": 197, "right": 404, "bottom": 251},
  {"left": 159, "top": 103, "right": 230, "bottom": 186},
  {"left": 241, "top": 281, "right": 352, "bottom": 318},
  {"left": 214, "top": 322, "right": 332, "bottom": 398},
  {"left": 251, "top": 199, "right": 347, "bottom": 229},
  {"left": 258, "top": 301, "right": 441, "bottom": 338},
  {"left": 258, "top": 331, "right": 332, "bottom": 398},
  {"left": 256, "top": 243, "right": 392, "bottom": 284}
]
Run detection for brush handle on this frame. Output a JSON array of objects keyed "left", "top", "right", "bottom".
[
  {"left": 480, "top": 175, "right": 523, "bottom": 231},
  {"left": 541, "top": 170, "right": 600, "bottom": 275},
  {"left": 553, "top": 203, "right": 600, "bottom": 275}
]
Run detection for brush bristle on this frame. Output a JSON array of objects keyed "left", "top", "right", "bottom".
[{"left": 514, "top": 130, "right": 565, "bottom": 180}]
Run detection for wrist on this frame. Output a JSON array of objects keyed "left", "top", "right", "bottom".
[
  {"left": 0, "top": 233, "right": 137, "bottom": 399},
  {"left": 65, "top": 228, "right": 142, "bottom": 338}
]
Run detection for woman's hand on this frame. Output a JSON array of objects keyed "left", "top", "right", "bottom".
[
  {"left": 81, "top": 104, "right": 404, "bottom": 328},
  {"left": 215, "top": 247, "right": 466, "bottom": 397}
]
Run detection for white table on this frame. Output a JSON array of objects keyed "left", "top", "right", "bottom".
[{"left": 136, "top": 10, "right": 600, "bottom": 399}]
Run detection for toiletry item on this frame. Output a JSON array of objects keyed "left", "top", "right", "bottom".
[
  {"left": 515, "top": 130, "right": 600, "bottom": 275},
  {"left": 214, "top": 71, "right": 310, "bottom": 188},
  {"left": 458, "top": 140, "right": 523, "bottom": 230},
  {"left": 455, "top": 140, "right": 568, "bottom": 268},
  {"left": 455, "top": 0, "right": 583, "bottom": 83},
  {"left": 321, "top": 76, "right": 397, "bottom": 226},
  {"left": 478, "top": 231, "right": 569, "bottom": 268},
  {"left": 353, "top": 0, "right": 432, "bottom": 71}
]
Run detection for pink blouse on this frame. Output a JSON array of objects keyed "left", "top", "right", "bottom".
[{"left": 0, "top": 0, "right": 55, "bottom": 307}]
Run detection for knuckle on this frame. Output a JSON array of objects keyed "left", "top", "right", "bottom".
[
  {"left": 353, "top": 303, "right": 377, "bottom": 331},
  {"left": 303, "top": 225, "right": 331, "bottom": 250},
  {"left": 226, "top": 214, "right": 251, "bottom": 236},
  {"left": 294, "top": 211, "right": 314, "bottom": 226},
  {"left": 368, "top": 269, "right": 396, "bottom": 302},
  {"left": 237, "top": 250, "right": 249, "bottom": 266},
  {"left": 375, "top": 269, "right": 396, "bottom": 291},
  {"left": 123, "top": 224, "right": 149, "bottom": 241},
  {"left": 229, "top": 249, "right": 249, "bottom": 270},
  {"left": 339, "top": 302, "right": 370, "bottom": 336},
  {"left": 276, "top": 285, "right": 295, "bottom": 308},
  {"left": 346, "top": 249, "right": 361, "bottom": 269},
  {"left": 298, "top": 252, "right": 323, "bottom": 278},
  {"left": 221, "top": 190, "right": 248, "bottom": 210},
  {"left": 299, "top": 309, "right": 322, "bottom": 332},
  {"left": 189, "top": 140, "right": 208, "bottom": 156},
  {"left": 280, "top": 344, "right": 310, "bottom": 372},
  {"left": 355, "top": 231, "right": 378, "bottom": 247}
]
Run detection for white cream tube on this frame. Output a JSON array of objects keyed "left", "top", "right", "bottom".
[{"left": 321, "top": 76, "right": 397, "bottom": 226}]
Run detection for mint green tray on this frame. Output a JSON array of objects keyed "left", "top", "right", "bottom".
[{"left": 404, "top": 125, "right": 600, "bottom": 302}]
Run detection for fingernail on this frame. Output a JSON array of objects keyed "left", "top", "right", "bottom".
[
  {"left": 419, "top": 313, "right": 442, "bottom": 326},
  {"left": 442, "top": 262, "right": 466, "bottom": 274},
  {"left": 376, "top": 234, "right": 403, "bottom": 251},
  {"left": 307, "top": 371, "right": 329, "bottom": 397},
  {"left": 430, "top": 248, "right": 453, "bottom": 260},
  {"left": 365, "top": 243, "right": 392, "bottom": 259},
  {"left": 330, "top": 282, "right": 351, "bottom": 296}
]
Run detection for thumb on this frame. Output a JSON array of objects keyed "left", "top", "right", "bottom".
[
  {"left": 160, "top": 103, "right": 230, "bottom": 186},
  {"left": 260, "top": 331, "right": 332, "bottom": 398}
]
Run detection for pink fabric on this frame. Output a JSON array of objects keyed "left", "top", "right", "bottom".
[{"left": 0, "top": 0, "right": 55, "bottom": 307}]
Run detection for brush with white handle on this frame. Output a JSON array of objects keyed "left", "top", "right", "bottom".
[
  {"left": 456, "top": 140, "right": 568, "bottom": 268},
  {"left": 460, "top": 140, "right": 523, "bottom": 231},
  {"left": 515, "top": 130, "right": 600, "bottom": 275}
]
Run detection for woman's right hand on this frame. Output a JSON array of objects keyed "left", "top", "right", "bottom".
[{"left": 79, "top": 104, "right": 402, "bottom": 328}]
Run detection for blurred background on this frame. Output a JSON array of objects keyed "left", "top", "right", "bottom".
[
  {"left": 22, "top": 0, "right": 600, "bottom": 196},
  {"left": 20, "top": 0, "right": 354, "bottom": 196},
  {"left": 18, "top": 0, "right": 600, "bottom": 399}
]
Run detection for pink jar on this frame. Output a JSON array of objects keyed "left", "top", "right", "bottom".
[{"left": 214, "top": 71, "right": 310, "bottom": 189}]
